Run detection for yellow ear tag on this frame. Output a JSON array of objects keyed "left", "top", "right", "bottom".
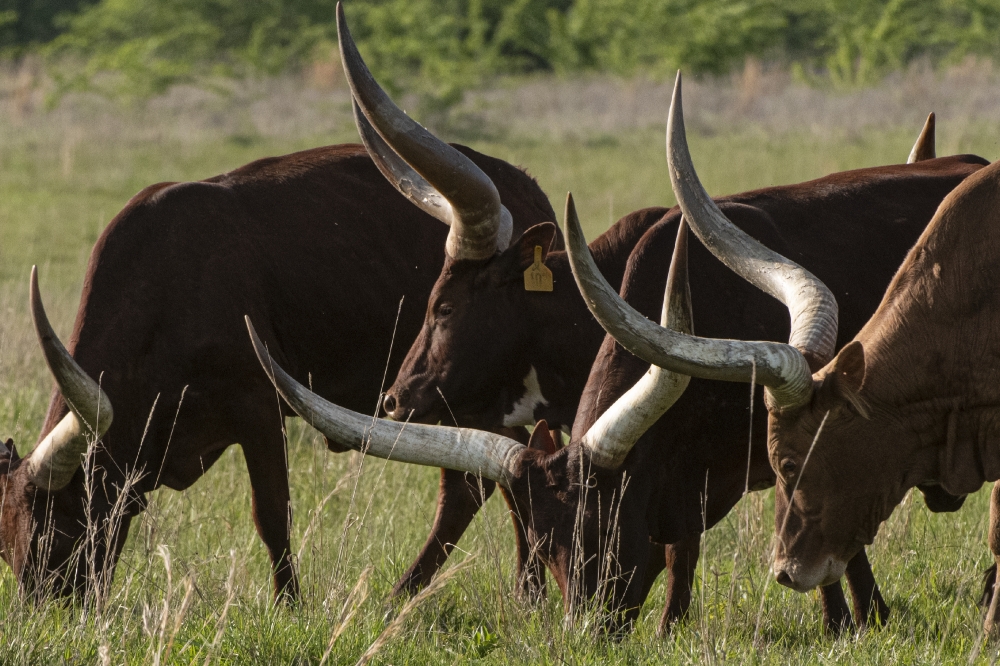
[{"left": 524, "top": 245, "right": 553, "bottom": 292}]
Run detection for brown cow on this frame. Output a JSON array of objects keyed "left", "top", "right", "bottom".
[
  {"left": 575, "top": 73, "right": 1000, "bottom": 630},
  {"left": 0, "top": 140, "right": 554, "bottom": 601}
]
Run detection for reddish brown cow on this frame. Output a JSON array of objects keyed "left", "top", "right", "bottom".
[
  {"left": 575, "top": 73, "right": 1000, "bottom": 630},
  {"left": 0, "top": 141, "right": 554, "bottom": 600},
  {"left": 679, "top": 89, "right": 1000, "bottom": 630}
]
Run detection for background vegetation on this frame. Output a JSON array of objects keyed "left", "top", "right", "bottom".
[{"left": 4, "top": 0, "right": 1000, "bottom": 107}]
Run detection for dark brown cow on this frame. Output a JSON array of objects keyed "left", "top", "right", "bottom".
[
  {"left": 605, "top": 77, "right": 1000, "bottom": 632},
  {"left": 0, "top": 141, "right": 555, "bottom": 600},
  {"left": 574, "top": 74, "right": 1000, "bottom": 630}
]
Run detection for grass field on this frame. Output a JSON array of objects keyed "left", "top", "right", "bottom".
[{"left": 2, "top": 68, "right": 1000, "bottom": 663}]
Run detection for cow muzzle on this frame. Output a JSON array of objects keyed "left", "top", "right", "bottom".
[{"left": 772, "top": 555, "right": 847, "bottom": 592}]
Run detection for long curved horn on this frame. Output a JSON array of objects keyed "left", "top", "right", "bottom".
[
  {"left": 246, "top": 317, "right": 523, "bottom": 483},
  {"left": 26, "top": 267, "right": 113, "bottom": 490},
  {"left": 907, "top": 112, "right": 936, "bottom": 163},
  {"left": 337, "top": 3, "right": 512, "bottom": 259},
  {"left": 352, "top": 98, "right": 451, "bottom": 220},
  {"left": 564, "top": 194, "right": 813, "bottom": 409},
  {"left": 580, "top": 219, "right": 693, "bottom": 469},
  {"left": 667, "top": 72, "right": 839, "bottom": 373}
]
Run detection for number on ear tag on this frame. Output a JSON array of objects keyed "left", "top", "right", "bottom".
[{"left": 524, "top": 245, "right": 553, "bottom": 292}]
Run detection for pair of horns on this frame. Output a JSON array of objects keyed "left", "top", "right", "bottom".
[
  {"left": 568, "top": 73, "right": 938, "bottom": 411},
  {"left": 336, "top": 3, "right": 512, "bottom": 261},
  {"left": 247, "top": 197, "right": 693, "bottom": 477},
  {"left": 23, "top": 267, "right": 113, "bottom": 490}
]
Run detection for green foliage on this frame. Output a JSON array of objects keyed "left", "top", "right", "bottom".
[
  {"left": 343, "top": 0, "right": 570, "bottom": 113},
  {"left": 21, "top": 0, "right": 1000, "bottom": 107},
  {"left": 0, "top": 0, "right": 90, "bottom": 55},
  {"left": 43, "top": 0, "right": 336, "bottom": 98},
  {"left": 796, "top": 0, "right": 1000, "bottom": 86},
  {"left": 547, "top": 0, "right": 792, "bottom": 76}
]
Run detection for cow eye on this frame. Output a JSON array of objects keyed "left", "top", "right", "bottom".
[
  {"left": 438, "top": 304, "right": 453, "bottom": 317},
  {"left": 780, "top": 458, "right": 797, "bottom": 477}
]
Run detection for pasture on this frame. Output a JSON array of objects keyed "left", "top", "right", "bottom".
[{"left": 2, "top": 67, "right": 1000, "bottom": 663}]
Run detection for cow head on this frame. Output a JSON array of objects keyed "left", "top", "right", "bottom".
[
  {"left": 333, "top": 5, "right": 562, "bottom": 428},
  {"left": 246, "top": 205, "right": 693, "bottom": 631},
  {"left": 384, "top": 223, "right": 559, "bottom": 427},
  {"left": 763, "top": 342, "right": 901, "bottom": 591},
  {"left": 0, "top": 268, "right": 115, "bottom": 597}
]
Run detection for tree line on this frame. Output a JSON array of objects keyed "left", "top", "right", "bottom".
[{"left": 3, "top": 0, "right": 1000, "bottom": 105}]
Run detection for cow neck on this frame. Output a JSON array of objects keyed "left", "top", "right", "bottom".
[
  {"left": 525, "top": 208, "right": 673, "bottom": 431},
  {"left": 851, "top": 166, "right": 1000, "bottom": 496},
  {"left": 37, "top": 260, "right": 164, "bottom": 504}
]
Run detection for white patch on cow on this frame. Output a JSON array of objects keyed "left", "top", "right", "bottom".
[
  {"left": 503, "top": 366, "right": 549, "bottom": 427},
  {"left": 933, "top": 262, "right": 941, "bottom": 279}
]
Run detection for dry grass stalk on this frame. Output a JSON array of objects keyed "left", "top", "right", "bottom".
[
  {"left": 318, "top": 566, "right": 373, "bottom": 666},
  {"left": 354, "top": 555, "right": 478, "bottom": 666},
  {"left": 200, "top": 549, "right": 239, "bottom": 666}
]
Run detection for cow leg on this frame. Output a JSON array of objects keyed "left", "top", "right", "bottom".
[
  {"left": 843, "top": 547, "right": 889, "bottom": 628},
  {"left": 818, "top": 581, "right": 852, "bottom": 635},
  {"left": 980, "top": 564, "right": 998, "bottom": 609},
  {"left": 241, "top": 436, "right": 299, "bottom": 603},
  {"left": 657, "top": 534, "right": 701, "bottom": 636},
  {"left": 985, "top": 481, "right": 1000, "bottom": 633},
  {"left": 639, "top": 542, "right": 667, "bottom": 602},
  {"left": 391, "top": 468, "right": 495, "bottom": 598}
]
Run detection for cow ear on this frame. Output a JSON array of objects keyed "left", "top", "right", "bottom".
[
  {"left": 512, "top": 222, "right": 558, "bottom": 270},
  {"left": 528, "top": 420, "right": 557, "bottom": 455},
  {"left": 1, "top": 438, "right": 16, "bottom": 463},
  {"left": 817, "top": 341, "right": 868, "bottom": 418}
]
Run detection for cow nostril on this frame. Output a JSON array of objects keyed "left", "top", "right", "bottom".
[
  {"left": 382, "top": 394, "right": 397, "bottom": 415},
  {"left": 775, "top": 570, "right": 794, "bottom": 588}
]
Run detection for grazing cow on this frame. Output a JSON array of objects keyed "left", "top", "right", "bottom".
[
  {"left": 0, "top": 139, "right": 555, "bottom": 600},
  {"left": 574, "top": 74, "right": 1000, "bottom": 630},
  {"left": 608, "top": 76, "right": 1000, "bottom": 631},
  {"left": 333, "top": 2, "right": 976, "bottom": 629}
]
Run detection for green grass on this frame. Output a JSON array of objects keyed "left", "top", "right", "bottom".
[{"left": 2, "top": 84, "right": 1000, "bottom": 664}]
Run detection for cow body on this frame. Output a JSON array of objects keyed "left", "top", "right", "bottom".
[
  {"left": 0, "top": 143, "right": 556, "bottom": 597},
  {"left": 759, "top": 157, "right": 1000, "bottom": 631},
  {"left": 387, "top": 155, "right": 987, "bottom": 631}
]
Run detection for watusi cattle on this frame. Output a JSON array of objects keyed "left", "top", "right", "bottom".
[
  {"left": 573, "top": 73, "right": 1000, "bottom": 630},
  {"left": 605, "top": 73, "right": 1000, "bottom": 632},
  {"left": 0, "top": 139, "right": 555, "bottom": 601}
]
